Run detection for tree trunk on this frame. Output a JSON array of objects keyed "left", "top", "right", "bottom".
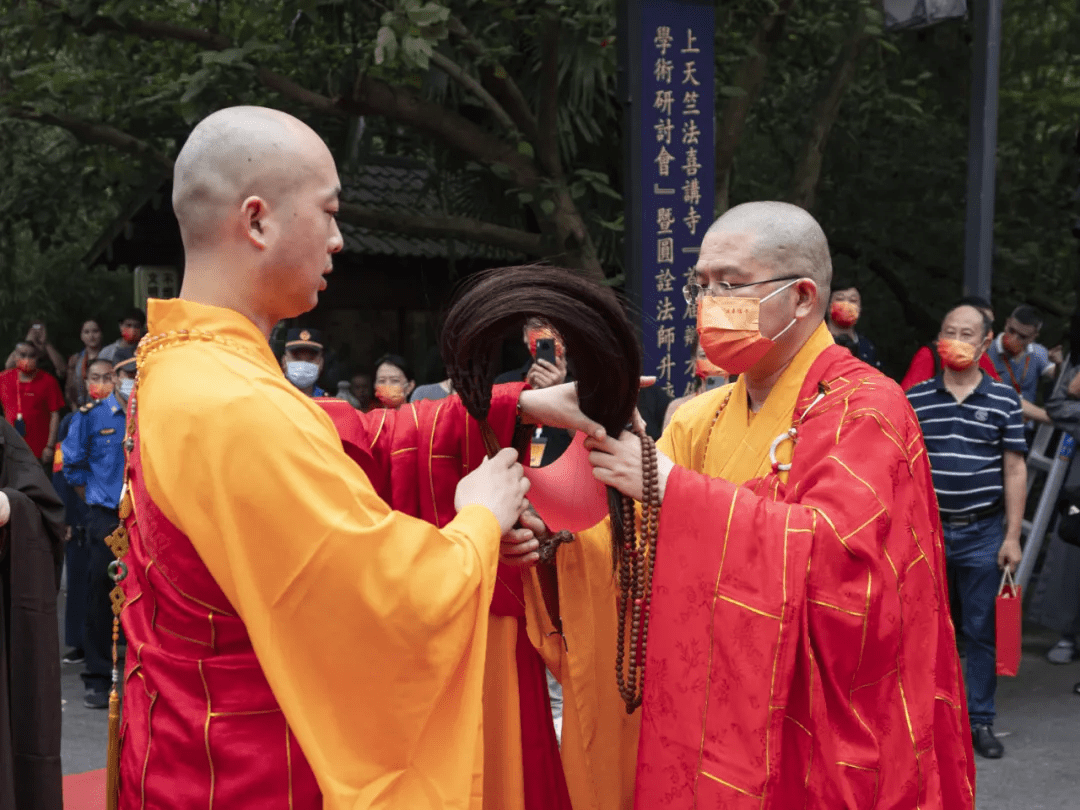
[
  {"left": 531, "top": 15, "right": 605, "bottom": 281},
  {"left": 715, "top": 0, "right": 798, "bottom": 214},
  {"left": 787, "top": 9, "right": 871, "bottom": 211}
]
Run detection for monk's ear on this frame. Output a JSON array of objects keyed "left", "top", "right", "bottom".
[
  {"left": 240, "top": 195, "right": 270, "bottom": 249},
  {"left": 794, "top": 278, "right": 818, "bottom": 318}
]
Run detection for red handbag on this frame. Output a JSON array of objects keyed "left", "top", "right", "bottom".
[{"left": 995, "top": 569, "right": 1022, "bottom": 676}]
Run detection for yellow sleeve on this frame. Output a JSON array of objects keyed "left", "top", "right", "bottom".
[
  {"left": 141, "top": 371, "right": 501, "bottom": 810},
  {"left": 522, "top": 518, "right": 639, "bottom": 810},
  {"left": 658, "top": 383, "right": 734, "bottom": 470}
]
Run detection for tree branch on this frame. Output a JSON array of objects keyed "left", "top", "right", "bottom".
[
  {"left": 5, "top": 107, "right": 174, "bottom": 171},
  {"left": 64, "top": 12, "right": 544, "bottom": 190},
  {"left": 787, "top": 10, "right": 872, "bottom": 211},
  {"left": 428, "top": 50, "right": 518, "bottom": 134},
  {"left": 715, "top": 0, "right": 797, "bottom": 213},
  {"left": 832, "top": 240, "right": 938, "bottom": 334},
  {"left": 338, "top": 203, "right": 544, "bottom": 256},
  {"left": 8, "top": 106, "right": 546, "bottom": 258},
  {"left": 536, "top": 16, "right": 564, "bottom": 182},
  {"left": 341, "top": 76, "right": 542, "bottom": 189},
  {"left": 448, "top": 16, "right": 539, "bottom": 141}
]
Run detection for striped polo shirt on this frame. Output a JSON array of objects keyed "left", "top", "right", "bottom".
[{"left": 907, "top": 372, "right": 1026, "bottom": 515}]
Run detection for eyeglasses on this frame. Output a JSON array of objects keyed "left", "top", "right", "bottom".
[{"left": 682, "top": 275, "right": 803, "bottom": 305}]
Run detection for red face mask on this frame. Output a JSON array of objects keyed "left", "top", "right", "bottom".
[
  {"left": 694, "top": 355, "right": 727, "bottom": 380},
  {"left": 15, "top": 358, "right": 35, "bottom": 374},
  {"left": 87, "top": 382, "right": 114, "bottom": 400},
  {"left": 830, "top": 301, "right": 860, "bottom": 329},
  {"left": 696, "top": 281, "right": 799, "bottom": 376},
  {"left": 937, "top": 338, "right": 978, "bottom": 371},
  {"left": 121, "top": 326, "right": 141, "bottom": 344},
  {"left": 375, "top": 383, "right": 407, "bottom": 409},
  {"left": 1001, "top": 332, "right": 1023, "bottom": 357}
]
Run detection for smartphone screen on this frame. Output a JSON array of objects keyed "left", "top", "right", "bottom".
[
  {"left": 703, "top": 375, "right": 728, "bottom": 391},
  {"left": 535, "top": 338, "right": 557, "bottom": 366}
]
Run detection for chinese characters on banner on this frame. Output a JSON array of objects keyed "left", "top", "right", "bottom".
[{"left": 638, "top": 2, "right": 715, "bottom": 398}]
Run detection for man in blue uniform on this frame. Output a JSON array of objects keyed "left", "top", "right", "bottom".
[
  {"left": 61, "top": 349, "right": 133, "bottom": 708},
  {"left": 281, "top": 328, "right": 327, "bottom": 397}
]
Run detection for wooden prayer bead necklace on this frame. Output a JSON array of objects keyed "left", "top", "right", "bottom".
[{"left": 614, "top": 426, "right": 661, "bottom": 713}]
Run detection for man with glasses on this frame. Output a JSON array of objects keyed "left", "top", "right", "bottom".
[{"left": 513, "top": 201, "right": 974, "bottom": 810}]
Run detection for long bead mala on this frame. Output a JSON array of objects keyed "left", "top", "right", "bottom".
[{"left": 615, "top": 426, "right": 661, "bottom": 713}]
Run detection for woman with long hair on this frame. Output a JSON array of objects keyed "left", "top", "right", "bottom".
[{"left": 65, "top": 319, "right": 103, "bottom": 409}]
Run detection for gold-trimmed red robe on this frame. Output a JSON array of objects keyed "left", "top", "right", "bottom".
[
  {"left": 527, "top": 324, "right": 976, "bottom": 809},
  {"left": 115, "top": 298, "right": 534, "bottom": 810}
]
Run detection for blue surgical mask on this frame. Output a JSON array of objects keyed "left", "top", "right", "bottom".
[
  {"left": 118, "top": 379, "right": 135, "bottom": 399},
  {"left": 285, "top": 361, "right": 320, "bottom": 390}
]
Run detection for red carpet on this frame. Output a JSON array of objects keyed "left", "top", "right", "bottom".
[{"left": 63, "top": 769, "right": 105, "bottom": 810}]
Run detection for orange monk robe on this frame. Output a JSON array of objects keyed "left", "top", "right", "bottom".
[
  {"left": 317, "top": 402, "right": 571, "bottom": 810},
  {"left": 526, "top": 323, "right": 976, "bottom": 810},
  {"left": 136, "top": 298, "right": 519, "bottom": 810}
]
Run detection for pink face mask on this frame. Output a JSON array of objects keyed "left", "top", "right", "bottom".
[
  {"left": 830, "top": 300, "right": 859, "bottom": 329},
  {"left": 696, "top": 280, "right": 798, "bottom": 376},
  {"left": 937, "top": 338, "right": 978, "bottom": 371},
  {"left": 375, "top": 383, "right": 406, "bottom": 409}
]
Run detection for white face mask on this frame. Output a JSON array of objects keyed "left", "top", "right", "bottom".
[
  {"left": 285, "top": 361, "right": 320, "bottom": 390},
  {"left": 118, "top": 378, "right": 135, "bottom": 399}
]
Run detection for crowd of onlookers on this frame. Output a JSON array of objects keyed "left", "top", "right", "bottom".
[{"left": 2, "top": 290, "right": 1079, "bottom": 757}]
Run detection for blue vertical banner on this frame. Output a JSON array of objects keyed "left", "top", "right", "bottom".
[{"left": 622, "top": 0, "right": 715, "bottom": 399}]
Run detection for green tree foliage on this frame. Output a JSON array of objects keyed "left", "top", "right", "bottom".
[{"left": 2, "top": 0, "right": 1078, "bottom": 372}]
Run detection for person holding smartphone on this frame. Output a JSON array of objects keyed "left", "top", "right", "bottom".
[{"left": 495, "top": 318, "right": 572, "bottom": 467}]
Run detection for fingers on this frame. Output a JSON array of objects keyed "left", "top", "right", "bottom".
[
  {"left": 500, "top": 518, "right": 538, "bottom": 564},
  {"left": 491, "top": 447, "right": 520, "bottom": 468},
  {"left": 584, "top": 432, "right": 628, "bottom": 455},
  {"left": 500, "top": 549, "right": 541, "bottom": 568},
  {"left": 502, "top": 538, "right": 540, "bottom": 556},
  {"left": 631, "top": 408, "right": 647, "bottom": 434},
  {"left": 518, "top": 508, "right": 548, "bottom": 535},
  {"left": 592, "top": 465, "right": 612, "bottom": 483},
  {"left": 639, "top": 375, "right": 657, "bottom": 389},
  {"left": 587, "top": 449, "right": 616, "bottom": 471}
]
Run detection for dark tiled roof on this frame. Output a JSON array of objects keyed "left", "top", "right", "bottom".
[{"left": 339, "top": 160, "right": 525, "bottom": 260}]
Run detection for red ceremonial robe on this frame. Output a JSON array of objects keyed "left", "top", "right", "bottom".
[{"left": 639, "top": 345, "right": 975, "bottom": 808}]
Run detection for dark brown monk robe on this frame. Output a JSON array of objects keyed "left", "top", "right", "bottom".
[{"left": 0, "top": 419, "right": 66, "bottom": 810}]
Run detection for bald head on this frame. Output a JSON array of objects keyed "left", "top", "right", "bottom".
[
  {"left": 173, "top": 106, "right": 344, "bottom": 334},
  {"left": 173, "top": 106, "right": 331, "bottom": 250},
  {"left": 707, "top": 201, "right": 833, "bottom": 291}
]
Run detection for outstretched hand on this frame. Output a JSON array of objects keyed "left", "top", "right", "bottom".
[
  {"left": 585, "top": 430, "right": 675, "bottom": 504},
  {"left": 517, "top": 376, "right": 658, "bottom": 438}
]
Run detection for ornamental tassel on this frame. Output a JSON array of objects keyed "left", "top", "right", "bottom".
[{"left": 105, "top": 615, "right": 121, "bottom": 810}]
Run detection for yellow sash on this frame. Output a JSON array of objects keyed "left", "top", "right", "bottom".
[{"left": 703, "top": 322, "right": 835, "bottom": 486}]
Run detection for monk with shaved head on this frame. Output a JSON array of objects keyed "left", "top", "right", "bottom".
[
  {"left": 107, "top": 106, "right": 603, "bottom": 810},
  {"left": 514, "top": 201, "right": 976, "bottom": 809}
]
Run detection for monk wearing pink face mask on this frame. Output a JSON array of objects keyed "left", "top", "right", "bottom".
[{"left": 511, "top": 201, "right": 975, "bottom": 810}]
